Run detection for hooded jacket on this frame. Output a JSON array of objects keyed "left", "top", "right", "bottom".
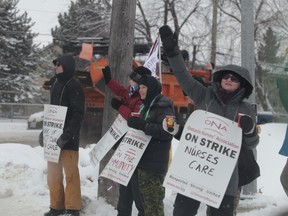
[
  {"left": 51, "top": 54, "right": 85, "bottom": 151},
  {"left": 166, "top": 54, "right": 259, "bottom": 196},
  {"left": 137, "top": 76, "right": 175, "bottom": 174}
]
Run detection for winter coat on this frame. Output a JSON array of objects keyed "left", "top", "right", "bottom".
[
  {"left": 167, "top": 54, "right": 259, "bottom": 196},
  {"left": 137, "top": 76, "right": 175, "bottom": 174},
  {"left": 51, "top": 54, "right": 85, "bottom": 151},
  {"left": 107, "top": 79, "right": 142, "bottom": 120}
]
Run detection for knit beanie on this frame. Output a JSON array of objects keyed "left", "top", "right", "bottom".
[{"left": 129, "top": 66, "right": 152, "bottom": 83}]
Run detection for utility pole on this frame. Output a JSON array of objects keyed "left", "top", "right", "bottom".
[
  {"left": 241, "top": 0, "right": 257, "bottom": 195},
  {"left": 98, "top": 0, "right": 137, "bottom": 207},
  {"left": 210, "top": 0, "right": 218, "bottom": 67}
]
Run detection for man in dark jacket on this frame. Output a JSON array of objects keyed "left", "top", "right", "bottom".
[
  {"left": 127, "top": 75, "right": 175, "bottom": 216},
  {"left": 159, "top": 25, "right": 259, "bottom": 216},
  {"left": 102, "top": 65, "right": 151, "bottom": 216},
  {"left": 43, "top": 54, "right": 85, "bottom": 216}
]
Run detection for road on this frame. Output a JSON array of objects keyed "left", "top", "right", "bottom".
[{"left": 0, "top": 119, "right": 40, "bottom": 147}]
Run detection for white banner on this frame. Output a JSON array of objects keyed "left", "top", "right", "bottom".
[
  {"left": 144, "top": 36, "right": 160, "bottom": 76},
  {"left": 43, "top": 104, "right": 67, "bottom": 163},
  {"left": 163, "top": 110, "right": 242, "bottom": 208},
  {"left": 100, "top": 129, "right": 152, "bottom": 186},
  {"left": 89, "top": 114, "right": 129, "bottom": 167}
]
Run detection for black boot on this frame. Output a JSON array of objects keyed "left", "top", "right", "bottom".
[
  {"left": 64, "top": 210, "right": 80, "bottom": 216},
  {"left": 44, "top": 208, "right": 65, "bottom": 216}
]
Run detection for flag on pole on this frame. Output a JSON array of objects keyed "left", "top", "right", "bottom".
[
  {"left": 144, "top": 36, "right": 160, "bottom": 77},
  {"left": 79, "top": 43, "right": 94, "bottom": 61}
]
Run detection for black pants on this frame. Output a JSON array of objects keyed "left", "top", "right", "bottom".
[
  {"left": 173, "top": 193, "right": 234, "bottom": 216},
  {"left": 117, "top": 170, "right": 144, "bottom": 216}
]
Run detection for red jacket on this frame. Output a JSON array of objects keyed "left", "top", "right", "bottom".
[{"left": 107, "top": 79, "right": 142, "bottom": 120}]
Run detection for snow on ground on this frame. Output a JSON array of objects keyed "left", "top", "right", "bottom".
[{"left": 0, "top": 121, "right": 288, "bottom": 215}]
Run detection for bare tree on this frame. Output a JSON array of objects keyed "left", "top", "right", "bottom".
[
  {"left": 98, "top": 0, "right": 137, "bottom": 207},
  {"left": 135, "top": 0, "right": 210, "bottom": 66},
  {"left": 217, "top": 0, "right": 288, "bottom": 112}
]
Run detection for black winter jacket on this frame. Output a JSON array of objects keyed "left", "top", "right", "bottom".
[
  {"left": 137, "top": 76, "right": 175, "bottom": 174},
  {"left": 51, "top": 54, "right": 85, "bottom": 151}
]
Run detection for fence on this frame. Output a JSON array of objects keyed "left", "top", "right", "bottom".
[{"left": 0, "top": 103, "right": 44, "bottom": 120}]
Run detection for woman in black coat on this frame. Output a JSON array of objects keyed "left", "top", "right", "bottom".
[
  {"left": 127, "top": 75, "right": 175, "bottom": 216},
  {"left": 159, "top": 25, "right": 259, "bottom": 216}
]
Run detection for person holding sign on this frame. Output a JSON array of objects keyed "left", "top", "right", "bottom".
[
  {"left": 102, "top": 65, "right": 151, "bottom": 216},
  {"left": 43, "top": 54, "right": 85, "bottom": 216},
  {"left": 159, "top": 25, "right": 259, "bottom": 216},
  {"left": 127, "top": 75, "right": 175, "bottom": 216}
]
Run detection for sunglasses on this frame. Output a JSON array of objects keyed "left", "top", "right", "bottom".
[
  {"left": 54, "top": 62, "right": 61, "bottom": 67},
  {"left": 222, "top": 74, "right": 240, "bottom": 83}
]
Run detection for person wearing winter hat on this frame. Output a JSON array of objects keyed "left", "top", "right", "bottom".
[
  {"left": 159, "top": 25, "right": 259, "bottom": 216},
  {"left": 129, "top": 66, "right": 152, "bottom": 83},
  {"left": 101, "top": 65, "right": 151, "bottom": 216},
  {"left": 127, "top": 75, "right": 175, "bottom": 216},
  {"left": 42, "top": 54, "right": 85, "bottom": 216}
]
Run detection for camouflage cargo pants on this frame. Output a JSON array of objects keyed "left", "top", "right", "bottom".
[{"left": 138, "top": 169, "right": 165, "bottom": 216}]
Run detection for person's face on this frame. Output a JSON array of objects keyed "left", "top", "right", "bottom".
[
  {"left": 129, "top": 79, "right": 137, "bottom": 87},
  {"left": 54, "top": 62, "right": 63, "bottom": 74},
  {"left": 220, "top": 73, "right": 241, "bottom": 93},
  {"left": 139, "top": 84, "right": 148, "bottom": 100}
]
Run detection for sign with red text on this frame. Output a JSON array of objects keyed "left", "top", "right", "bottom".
[
  {"left": 100, "top": 129, "right": 152, "bottom": 186},
  {"left": 89, "top": 114, "right": 129, "bottom": 167},
  {"left": 163, "top": 110, "right": 242, "bottom": 208},
  {"left": 43, "top": 104, "right": 67, "bottom": 163}
]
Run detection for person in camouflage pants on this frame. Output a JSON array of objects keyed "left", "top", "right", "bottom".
[
  {"left": 127, "top": 75, "right": 175, "bottom": 216},
  {"left": 138, "top": 169, "right": 166, "bottom": 216}
]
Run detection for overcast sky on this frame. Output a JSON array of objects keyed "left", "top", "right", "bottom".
[{"left": 18, "top": 0, "right": 73, "bottom": 46}]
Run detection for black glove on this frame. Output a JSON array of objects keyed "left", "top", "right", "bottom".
[
  {"left": 159, "top": 25, "right": 180, "bottom": 57},
  {"left": 239, "top": 115, "right": 255, "bottom": 135},
  {"left": 56, "top": 134, "right": 70, "bottom": 149},
  {"left": 102, "top": 66, "right": 112, "bottom": 84},
  {"left": 111, "top": 97, "right": 123, "bottom": 111},
  {"left": 127, "top": 116, "right": 147, "bottom": 131},
  {"left": 39, "top": 131, "right": 44, "bottom": 147}
]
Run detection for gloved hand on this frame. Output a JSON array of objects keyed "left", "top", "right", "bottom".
[
  {"left": 159, "top": 25, "right": 180, "bottom": 57},
  {"left": 162, "top": 118, "right": 180, "bottom": 136},
  {"left": 56, "top": 134, "right": 70, "bottom": 149},
  {"left": 127, "top": 116, "right": 147, "bottom": 131},
  {"left": 239, "top": 115, "right": 255, "bottom": 135},
  {"left": 102, "top": 66, "right": 112, "bottom": 84},
  {"left": 111, "top": 97, "right": 124, "bottom": 111},
  {"left": 39, "top": 131, "right": 44, "bottom": 147}
]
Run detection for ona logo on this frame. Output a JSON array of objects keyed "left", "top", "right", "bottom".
[
  {"left": 204, "top": 117, "right": 228, "bottom": 132},
  {"left": 48, "top": 108, "right": 58, "bottom": 114}
]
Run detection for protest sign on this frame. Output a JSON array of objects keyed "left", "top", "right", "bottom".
[
  {"left": 163, "top": 110, "right": 242, "bottom": 208},
  {"left": 89, "top": 114, "right": 129, "bottom": 167},
  {"left": 43, "top": 104, "right": 67, "bottom": 163},
  {"left": 143, "top": 35, "right": 160, "bottom": 76},
  {"left": 100, "top": 129, "right": 151, "bottom": 186}
]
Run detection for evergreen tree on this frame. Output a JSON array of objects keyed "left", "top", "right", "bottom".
[
  {"left": 255, "top": 27, "right": 284, "bottom": 112},
  {"left": 51, "top": 0, "right": 111, "bottom": 42},
  {"left": 258, "top": 27, "right": 282, "bottom": 64},
  {"left": 0, "top": 0, "right": 39, "bottom": 103}
]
